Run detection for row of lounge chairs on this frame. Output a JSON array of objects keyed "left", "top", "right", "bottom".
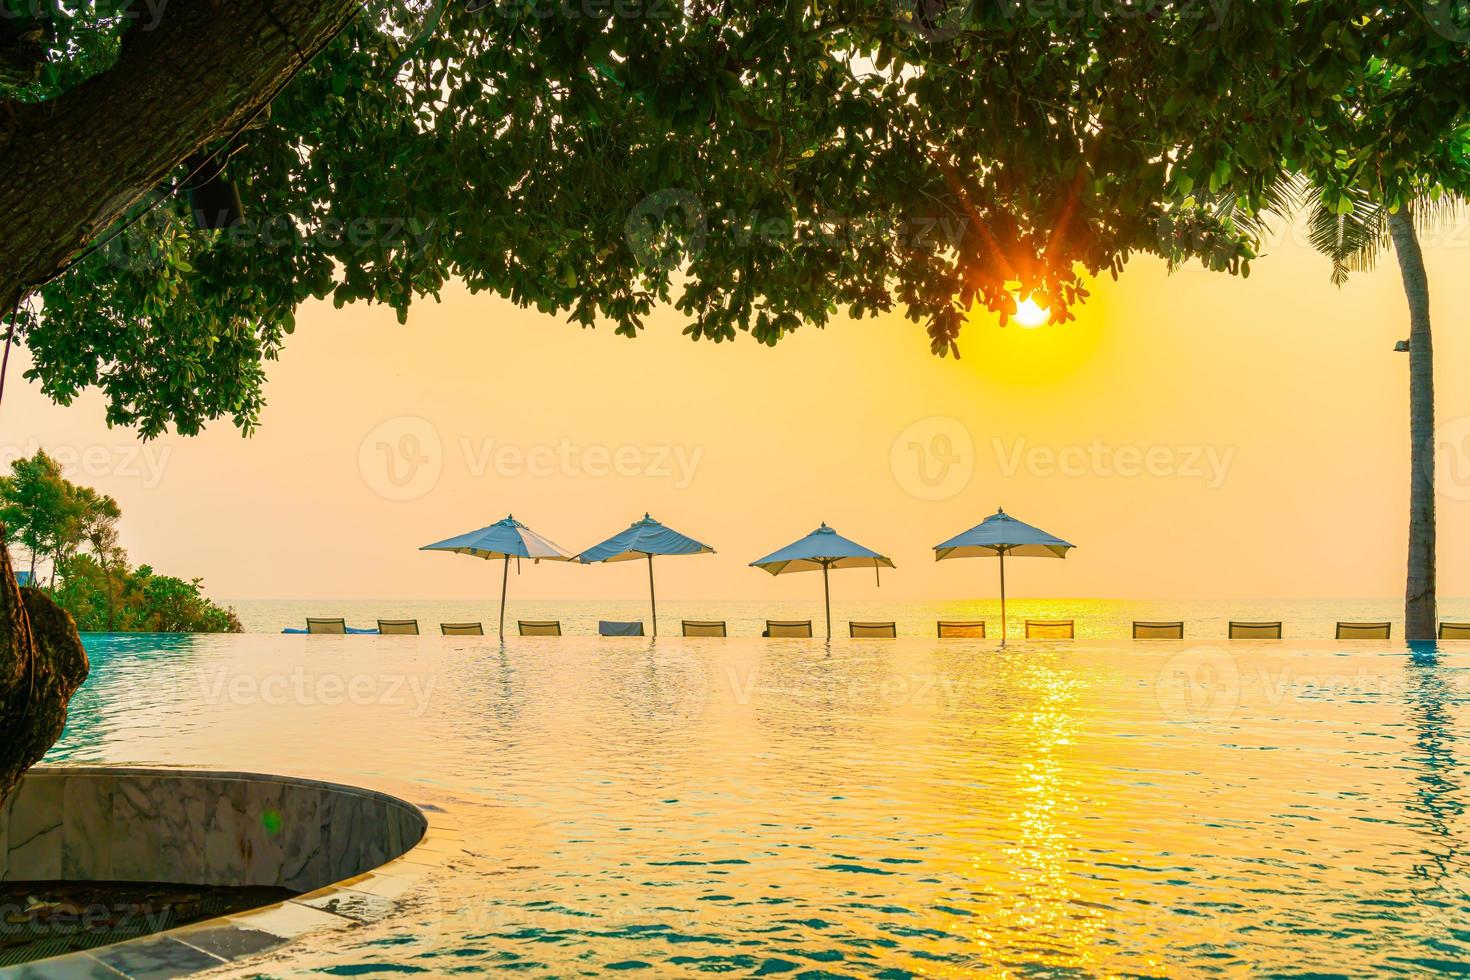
[{"left": 303, "top": 617, "right": 1470, "bottom": 639}]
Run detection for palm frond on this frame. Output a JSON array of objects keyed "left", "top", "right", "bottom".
[
  {"left": 1204, "top": 172, "right": 1309, "bottom": 244},
  {"left": 1303, "top": 187, "right": 1387, "bottom": 286},
  {"left": 1412, "top": 191, "right": 1468, "bottom": 241}
]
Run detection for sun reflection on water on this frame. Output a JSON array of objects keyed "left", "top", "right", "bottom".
[{"left": 45, "top": 634, "right": 1470, "bottom": 977}]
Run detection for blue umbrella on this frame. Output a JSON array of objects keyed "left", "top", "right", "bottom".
[
  {"left": 751, "top": 523, "right": 895, "bottom": 640},
  {"left": 933, "top": 508, "right": 1075, "bottom": 646},
  {"left": 421, "top": 514, "right": 576, "bottom": 639},
  {"left": 577, "top": 514, "right": 715, "bottom": 636}
]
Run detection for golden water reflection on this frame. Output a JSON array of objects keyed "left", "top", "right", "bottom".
[{"left": 46, "top": 635, "right": 1470, "bottom": 977}]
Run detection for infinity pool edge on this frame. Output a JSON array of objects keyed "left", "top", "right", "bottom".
[{"left": 0, "top": 765, "right": 457, "bottom": 978}]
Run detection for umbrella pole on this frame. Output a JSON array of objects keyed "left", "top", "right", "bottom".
[
  {"left": 499, "top": 555, "right": 509, "bottom": 641},
  {"left": 999, "top": 548, "right": 1007, "bottom": 649},
  {"left": 822, "top": 561, "right": 832, "bottom": 641},
  {"left": 647, "top": 552, "right": 657, "bottom": 637}
]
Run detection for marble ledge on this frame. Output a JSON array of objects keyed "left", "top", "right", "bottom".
[{"left": 0, "top": 766, "right": 459, "bottom": 980}]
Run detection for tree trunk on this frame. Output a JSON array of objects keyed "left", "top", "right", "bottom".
[
  {"left": 1388, "top": 207, "right": 1437, "bottom": 641},
  {"left": 0, "top": 530, "right": 88, "bottom": 810},
  {"left": 0, "top": 0, "right": 363, "bottom": 314}
]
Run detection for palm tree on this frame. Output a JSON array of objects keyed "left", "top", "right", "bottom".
[{"left": 1226, "top": 179, "right": 1461, "bottom": 640}]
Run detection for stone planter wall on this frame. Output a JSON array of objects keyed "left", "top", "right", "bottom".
[{"left": 0, "top": 767, "right": 426, "bottom": 892}]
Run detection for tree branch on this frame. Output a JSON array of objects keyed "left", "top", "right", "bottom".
[{"left": 0, "top": 0, "right": 365, "bottom": 314}]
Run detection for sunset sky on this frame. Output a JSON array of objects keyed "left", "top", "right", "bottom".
[{"left": 11, "top": 216, "right": 1470, "bottom": 602}]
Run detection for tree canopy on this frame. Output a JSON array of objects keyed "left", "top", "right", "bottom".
[
  {"left": 0, "top": 450, "right": 119, "bottom": 584},
  {"left": 6, "top": 1, "right": 1469, "bottom": 436},
  {"left": 0, "top": 450, "right": 241, "bottom": 631}
]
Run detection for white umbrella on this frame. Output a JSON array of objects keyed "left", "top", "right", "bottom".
[
  {"left": 576, "top": 514, "right": 715, "bottom": 637},
  {"left": 751, "top": 523, "right": 895, "bottom": 640},
  {"left": 933, "top": 508, "right": 1075, "bottom": 647},
  {"left": 421, "top": 515, "right": 576, "bottom": 640}
]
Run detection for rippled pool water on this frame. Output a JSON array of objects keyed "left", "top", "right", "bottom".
[{"left": 44, "top": 635, "right": 1470, "bottom": 976}]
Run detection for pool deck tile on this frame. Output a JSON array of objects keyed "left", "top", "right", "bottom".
[
  {"left": 295, "top": 885, "right": 398, "bottom": 922},
  {"left": 1, "top": 952, "right": 129, "bottom": 978},
  {"left": 89, "top": 936, "right": 227, "bottom": 980},
  {"left": 0, "top": 767, "right": 454, "bottom": 979},
  {"left": 169, "top": 923, "right": 290, "bottom": 960},
  {"left": 223, "top": 899, "right": 354, "bottom": 939}
]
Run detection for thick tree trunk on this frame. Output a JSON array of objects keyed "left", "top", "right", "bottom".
[
  {"left": 1388, "top": 208, "right": 1437, "bottom": 641},
  {"left": 1, "top": 532, "right": 88, "bottom": 810},
  {"left": 0, "top": 0, "right": 363, "bottom": 314}
]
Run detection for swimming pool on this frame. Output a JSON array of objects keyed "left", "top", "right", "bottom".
[{"left": 39, "top": 634, "right": 1470, "bottom": 976}]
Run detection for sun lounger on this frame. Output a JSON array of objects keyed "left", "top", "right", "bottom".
[
  {"left": 1439, "top": 622, "right": 1470, "bottom": 640},
  {"left": 937, "top": 621, "right": 986, "bottom": 638},
  {"left": 1229, "top": 621, "right": 1282, "bottom": 639},
  {"left": 1133, "top": 621, "right": 1184, "bottom": 639},
  {"left": 682, "top": 621, "right": 727, "bottom": 637},
  {"left": 441, "top": 622, "right": 484, "bottom": 635},
  {"left": 849, "top": 621, "right": 897, "bottom": 638},
  {"left": 1336, "top": 621, "right": 1390, "bottom": 639},
  {"left": 306, "top": 618, "right": 346, "bottom": 634},
  {"left": 599, "top": 620, "right": 645, "bottom": 636},
  {"left": 518, "top": 620, "right": 562, "bottom": 636},
  {"left": 1025, "top": 619, "right": 1074, "bottom": 639},
  {"left": 377, "top": 619, "right": 419, "bottom": 635},
  {"left": 764, "top": 620, "right": 813, "bottom": 638}
]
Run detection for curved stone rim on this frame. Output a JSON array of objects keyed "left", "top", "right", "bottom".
[{"left": 0, "top": 765, "right": 460, "bottom": 979}]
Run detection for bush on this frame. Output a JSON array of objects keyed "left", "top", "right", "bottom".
[{"left": 52, "top": 555, "right": 242, "bottom": 633}]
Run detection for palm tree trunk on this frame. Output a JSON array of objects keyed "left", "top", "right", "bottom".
[{"left": 1388, "top": 207, "right": 1437, "bottom": 641}]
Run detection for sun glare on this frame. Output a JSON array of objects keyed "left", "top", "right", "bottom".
[{"left": 1014, "top": 296, "right": 1050, "bottom": 328}]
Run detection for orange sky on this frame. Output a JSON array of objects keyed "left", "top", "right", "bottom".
[{"left": 9, "top": 216, "right": 1470, "bottom": 601}]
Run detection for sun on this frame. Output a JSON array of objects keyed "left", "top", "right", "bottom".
[{"left": 1013, "top": 295, "right": 1050, "bottom": 328}]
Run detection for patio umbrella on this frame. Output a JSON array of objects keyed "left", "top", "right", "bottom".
[
  {"left": 933, "top": 508, "right": 1075, "bottom": 647},
  {"left": 750, "top": 523, "right": 895, "bottom": 640},
  {"left": 577, "top": 514, "right": 715, "bottom": 637},
  {"left": 421, "top": 514, "right": 576, "bottom": 640}
]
